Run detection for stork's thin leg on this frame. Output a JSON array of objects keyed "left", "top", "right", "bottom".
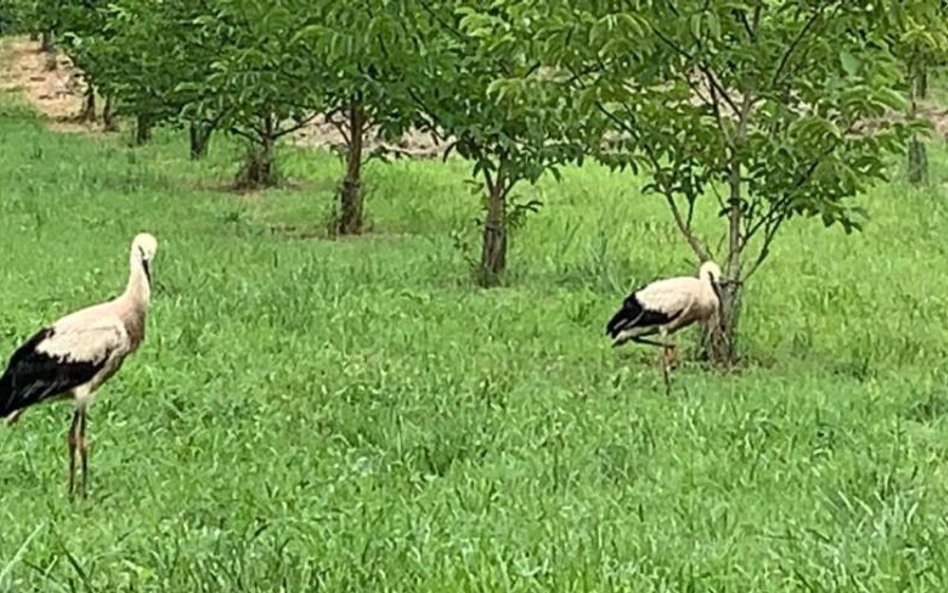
[
  {"left": 78, "top": 409, "right": 89, "bottom": 499},
  {"left": 659, "top": 331, "right": 674, "bottom": 395},
  {"left": 659, "top": 348, "right": 671, "bottom": 394},
  {"left": 67, "top": 409, "right": 80, "bottom": 499},
  {"left": 664, "top": 342, "right": 681, "bottom": 370}
]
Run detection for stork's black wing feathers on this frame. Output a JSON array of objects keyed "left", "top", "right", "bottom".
[
  {"left": 605, "top": 292, "right": 681, "bottom": 338},
  {"left": 0, "top": 327, "right": 106, "bottom": 417}
]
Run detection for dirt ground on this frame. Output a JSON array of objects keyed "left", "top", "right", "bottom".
[
  {"left": 0, "top": 38, "right": 94, "bottom": 132},
  {"left": 2, "top": 37, "right": 947, "bottom": 150}
]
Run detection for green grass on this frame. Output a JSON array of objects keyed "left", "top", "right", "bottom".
[{"left": 1, "top": 95, "right": 948, "bottom": 592}]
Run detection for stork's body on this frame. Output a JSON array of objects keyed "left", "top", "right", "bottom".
[
  {"left": 0, "top": 233, "right": 157, "bottom": 498},
  {"left": 606, "top": 261, "right": 722, "bottom": 385}
]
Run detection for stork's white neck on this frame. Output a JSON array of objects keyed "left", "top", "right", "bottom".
[{"left": 122, "top": 253, "right": 151, "bottom": 311}]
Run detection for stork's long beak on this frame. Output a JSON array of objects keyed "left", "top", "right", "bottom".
[
  {"left": 142, "top": 259, "right": 152, "bottom": 285},
  {"left": 711, "top": 277, "right": 723, "bottom": 303}
]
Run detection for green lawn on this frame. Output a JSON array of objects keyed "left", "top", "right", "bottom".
[{"left": 1, "top": 95, "right": 948, "bottom": 591}]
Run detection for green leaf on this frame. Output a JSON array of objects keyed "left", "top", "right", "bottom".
[{"left": 839, "top": 50, "right": 860, "bottom": 76}]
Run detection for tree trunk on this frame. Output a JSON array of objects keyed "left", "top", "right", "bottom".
[
  {"left": 79, "top": 86, "right": 95, "bottom": 122},
  {"left": 40, "top": 32, "right": 56, "bottom": 71},
  {"left": 102, "top": 96, "right": 118, "bottom": 132},
  {"left": 707, "top": 282, "right": 741, "bottom": 366},
  {"left": 40, "top": 30, "right": 53, "bottom": 51},
  {"left": 908, "top": 138, "right": 928, "bottom": 185},
  {"left": 907, "top": 64, "right": 928, "bottom": 185},
  {"left": 189, "top": 121, "right": 213, "bottom": 160},
  {"left": 235, "top": 113, "right": 278, "bottom": 189},
  {"left": 43, "top": 50, "right": 57, "bottom": 71},
  {"left": 478, "top": 175, "right": 508, "bottom": 287},
  {"left": 707, "top": 149, "right": 745, "bottom": 365},
  {"left": 134, "top": 115, "right": 152, "bottom": 145},
  {"left": 337, "top": 101, "right": 366, "bottom": 235}
]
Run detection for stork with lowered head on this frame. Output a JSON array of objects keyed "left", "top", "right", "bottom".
[{"left": 606, "top": 261, "right": 723, "bottom": 385}]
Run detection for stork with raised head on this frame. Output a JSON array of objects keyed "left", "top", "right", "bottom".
[
  {"left": 0, "top": 233, "right": 158, "bottom": 498},
  {"left": 606, "top": 261, "right": 722, "bottom": 385}
]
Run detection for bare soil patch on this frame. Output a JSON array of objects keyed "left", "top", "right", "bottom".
[{"left": 0, "top": 38, "right": 98, "bottom": 133}]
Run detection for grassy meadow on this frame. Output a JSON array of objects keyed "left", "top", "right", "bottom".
[{"left": 1, "top": 89, "right": 948, "bottom": 591}]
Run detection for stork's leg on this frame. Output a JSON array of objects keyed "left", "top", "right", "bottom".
[
  {"left": 78, "top": 408, "right": 89, "bottom": 499},
  {"left": 659, "top": 330, "right": 674, "bottom": 395},
  {"left": 67, "top": 409, "right": 80, "bottom": 499},
  {"left": 664, "top": 341, "right": 681, "bottom": 370}
]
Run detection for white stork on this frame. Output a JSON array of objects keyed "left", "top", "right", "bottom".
[
  {"left": 606, "top": 261, "right": 722, "bottom": 385},
  {"left": 0, "top": 233, "right": 158, "bottom": 498}
]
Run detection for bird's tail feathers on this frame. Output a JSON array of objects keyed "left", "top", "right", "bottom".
[{"left": 0, "top": 372, "right": 19, "bottom": 420}]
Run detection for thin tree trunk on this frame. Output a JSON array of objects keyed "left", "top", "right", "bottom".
[
  {"left": 102, "top": 96, "right": 118, "bottom": 132},
  {"left": 478, "top": 174, "right": 508, "bottom": 287},
  {"left": 41, "top": 31, "right": 57, "bottom": 71},
  {"left": 189, "top": 121, "right": 213, "bottom": 160},
  {"left": 134, "top": 115, "right": 152, "bottom": 145},
  {"left": 704, "top": 94, "right": 755, "bottom": 366},
  {"left": 907, "top": 63, "right": 928, "bottom": 185},
  {"left": 708, "top": 149, "right": 745, "bottom": 365},
  {"left": 79, "top": 86, "right": 95, "bottom": 122},
  {"left": 236, "top": 113, "right": 278, "bottom": 189},
  {"left": 337, "top": 100, "right": 366, "bottom": 235},
  {"left": 259, "top": 113, "right": 276, "bottom": 185},
  {"left": 43, "top": 50, "right": 57, "bottom": 71},
  {"left": 707, "top": 282, "right": 741, "bottom": 366}
]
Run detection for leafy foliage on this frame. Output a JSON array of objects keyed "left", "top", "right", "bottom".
[
  {"left": 400, "top": 1, "right": 591, "bottom": 285},
  {"left": 292, "top": 1, "right": 425, "bottom": 233},
  {"left": 177, "top": 1, "right": 323, "bottom": 186}
]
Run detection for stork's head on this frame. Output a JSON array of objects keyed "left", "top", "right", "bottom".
[
  {"left": 699, "top": 261, "right": 723, "bottom": 301},
  {"left": 131, "top": 232, "right": 158, "bottom": 284},
  {"left": 698, "top": 261, "right": 721, "bottom": 283}
]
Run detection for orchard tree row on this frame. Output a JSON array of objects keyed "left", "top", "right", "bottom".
[{"left": 9, "top": 0, "right": 948, "bottom": 364}]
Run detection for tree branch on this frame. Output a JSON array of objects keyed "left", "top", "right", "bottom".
[
  {"left": 698, "top": 65, "right": 740, "bottom": 120},
  {"left": 750, "top": 0, "right": 763, "bottom": 39},
  {"left": 641, "top": 146, "right": 713, "bottom": 262},
  {"left": 737, "top": 10, "right": 754, "bottom": 41},
  {"left": 326, "top": 111, "right": 352, "bottom": 146},
  {"left": 703, "top": 68, "right": 729, "bottom": 139},
  {"left": 770, "top": 3, "right": 829, "bottom": 88},
  {"left": 272, "top": 112, "right": 320, "bottom": 140},
  {"left": 743, "top": 212, "right": 787, "bottom": 283},
  {"left": 228, "top": 126, "right": 257, "bottom": 143}
]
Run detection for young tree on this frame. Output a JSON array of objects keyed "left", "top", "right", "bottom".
[
  {"left": 85, "top": 0, "right": 225, "bottom": 148},
  {"left": 54, "top": 0, "right": 112, "bottom": 121},
  {"left": 22, "top": 0, "right": 62, "bottom": 67},
  {"left": 891, "top": 2, "right": 948, "bottom": 184},
  {"left": 293, "top": 3, "right": 423, "bottom": 235},
  {"left": 181, "top": 0, "right": 323, "bottom": 188},
  {"left": 482, "top": 1, "right": 930, "bottom": 362},
  {"left": 400, "top": 2, "right": 590, "bottom": 286}
]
